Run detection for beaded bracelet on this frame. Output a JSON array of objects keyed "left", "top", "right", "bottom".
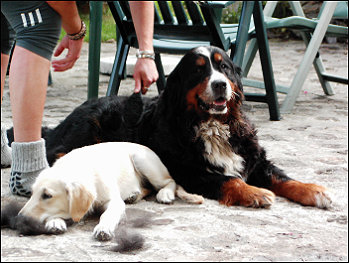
[
  {"left": 136, "top": 50, "right": 155, "bottom": 60},
  {"left": 68, "top": 21, "right": 86, "bottom": 41}
]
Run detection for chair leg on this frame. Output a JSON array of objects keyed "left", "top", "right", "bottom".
[
  {"left": 243, "top": 33, "right": 335, "bottom": 97},
  {"left": 301, "top": 32, "right": 334, "bottom": 95},
  {"left": 88, "top": 1, "right": 103, "bottom": 100},
  {"left": 280, "top": 2, "right": 337, "bottom": 113},
  {"left": 155, "top": 53, "right": 166, "bottom": 93},
  {"left": 242, "top": 1, "right": 278, "bottom": 77},
  {"left": 106, "top": 38, "right": 130, "bottom": 96},
  {"left": 231, "top": 2, "right": 254, "bottom": 66},
  {"left": 241, "top": 38, "right": 258, "bottom": 77},
  {"left": 253, "top": 2, "right": 280, "bottom": 121}
]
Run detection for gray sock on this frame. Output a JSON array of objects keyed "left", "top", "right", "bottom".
[
  {"left": 1, "top": 125, "right": 12, "bottom": 168},
  {"left": 9, "top": 139, "right": 49, "bottom": 197}
]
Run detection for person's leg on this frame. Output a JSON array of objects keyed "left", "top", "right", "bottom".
[
  {"left": 1, "top": 54, "right": 12, "bottom": 169},
  {"left": 1, "top": 11, "right": 15, "bottom": 168},
  {"left": 9, "top": 46, "right": 50, "bottom": 142},
  {"left": 1, "top": 77, "right": 12, "bottom": 166},
  {"left": 1, "top": 1, "right": 62, "bottom": 196},
  {"left": 1, "top": 100, "right": 12, "bottom": 166},
  {"left": 1, "top": 11, "right": 14, "bottom": 101},
  {"left": 8, "top": 46, "right": 50, "bottom": 196},
  {"left": 1, "top": 53, "right": 10, "bottom": 102}
]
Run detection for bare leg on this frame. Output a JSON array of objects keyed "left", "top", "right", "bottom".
[
  {"left": 1, "top": 53, "right": 12, "bottom": 168},
  {"left": 1, "top": 53, "right": 10, "bottom": 103},
  {"left": 9, "top": 46, "right": 50, "bottom": 142},
  {"left": 8, "top": 46, "right": 50, "bottom": 196}
]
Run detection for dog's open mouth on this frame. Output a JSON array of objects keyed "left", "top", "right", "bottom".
[
  {"left": 198, "top": 96, "right": 227, "bottom": 113},
  {"left": 212, "top": 97, "right": 227, "bottom": 112}
]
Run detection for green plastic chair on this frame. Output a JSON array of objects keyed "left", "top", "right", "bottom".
[
  {"left": 88, "top": 1, "right": 281, "bottom": 120},
  {"left": 242, "top": 1, "right": 348, "bottom": 113}
]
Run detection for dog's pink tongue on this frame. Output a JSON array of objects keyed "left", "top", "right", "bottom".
[{"left": 214, "top": 99, "right": 226, "bottom": 106}]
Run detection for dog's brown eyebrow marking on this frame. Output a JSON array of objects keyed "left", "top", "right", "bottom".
[
  {"left": 196, "top": 56, "right": 206, "bottom": 66},
  {"left": 214, "top": 52, "right": 223, "bottom": 63}
]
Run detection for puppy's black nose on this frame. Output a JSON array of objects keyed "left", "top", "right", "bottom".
[{"left": 212, "top": 80, "right": 227, "bottom": 94}]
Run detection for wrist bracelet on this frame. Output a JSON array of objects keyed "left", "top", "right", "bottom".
[
  {"left": 68, "top": 21, "right": 86, "bottom": 40},
  {"left": 136, "top": 50, "right": 155, "bottom": 60}
]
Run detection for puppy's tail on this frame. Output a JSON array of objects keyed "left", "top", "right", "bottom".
[{"left": 176, "top": 185, "right": 204, "bottom": 204}]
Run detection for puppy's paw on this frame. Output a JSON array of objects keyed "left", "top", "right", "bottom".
[
  {"left": 124, "top": 191, "right": 141, "bottom": 204},
  {"left": 156, "top": 188, "right": 175, "bottom": 204},
  {"left": 93, "top": 224, "right": 114, "bottom": 241},
  {"left": 45, "top": 218, "right": 67, "bottom": 234},
  {"left": 176, "top": 185, "right": 204, "bottom": 204}
]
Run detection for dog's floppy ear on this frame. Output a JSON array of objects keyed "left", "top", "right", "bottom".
[
  {"left": 162, "top": 61, "right": 187, "bottom": 117},
  {"left": 66, "top": 183, "right": 94, "bottom": 222},
  {"left": 232, "top": 63, "right": 243, "bottom": 93}
]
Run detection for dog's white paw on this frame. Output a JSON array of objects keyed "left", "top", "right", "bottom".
[
  {"left": 45, "top": 218, "right": 67, "bottom": 234},
  {"left": 315, "top": 189, "right": 332, "bottom": 209},
  {"left": 93, "top": 224, "right": 114, "bottom": 241},
  {"left": 156, "top": 188, "right": 175, "bottom": 204}
]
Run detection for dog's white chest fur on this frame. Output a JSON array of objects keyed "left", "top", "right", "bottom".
[{"left": 195, "top": 119, "right": 244, "bottom": 177}]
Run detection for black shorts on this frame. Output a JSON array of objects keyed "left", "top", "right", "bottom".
[{"left": 1, "top": 1, "right": 62, "bottom": 60}]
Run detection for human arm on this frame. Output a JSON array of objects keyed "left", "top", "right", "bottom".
[
  {"left": 46, "top": 1, "right": 84, "bottom": 71},
  {"left": 129, "top": 1, "right": 159, "bottom": 94}
]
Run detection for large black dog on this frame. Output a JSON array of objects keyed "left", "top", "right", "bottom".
[{"left": 9, "top": 46, "right": 331, "bottom": 208}]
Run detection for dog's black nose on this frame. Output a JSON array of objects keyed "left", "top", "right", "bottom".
[{"left": 212, "top": 80, "right": 227, "bottom": 94}]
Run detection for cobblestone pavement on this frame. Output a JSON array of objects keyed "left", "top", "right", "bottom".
[{"left": 1, "top": 40, "right": 348, "bottom": 261}]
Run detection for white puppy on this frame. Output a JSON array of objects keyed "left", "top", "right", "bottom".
[{"left": 19, "top": 142, "right": 203, "bottom": 241}]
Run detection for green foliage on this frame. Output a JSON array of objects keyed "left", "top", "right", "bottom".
[{"left": 221, "top": 2, "right": 242, "bottom": 24}]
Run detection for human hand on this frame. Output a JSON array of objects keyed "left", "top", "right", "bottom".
[
  {"left": 133, "top": 58, "right": 159, "bottom": 94},
  {"left": 51, "top": 35, "right": 84, "bottom": 72}
]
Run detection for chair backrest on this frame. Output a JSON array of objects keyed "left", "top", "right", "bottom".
[
  {"left": 265, "top": 1, "right": 348, "bottom": 20},
  {"left": 107, "top": 1, "right": 231, "bottom": 51},
  {"left": 153, "top": 2, "right": 207, "bottom": 41},
  {"left": 108, "top": 2, "right": 137, "bottom": 46},
  {"left": 319, "top": 1, "right": 348, "bottom": 19}
]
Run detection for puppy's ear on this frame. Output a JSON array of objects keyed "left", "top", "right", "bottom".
[{"left": 66, "top": 183, "right": 94, "bottom": 222}]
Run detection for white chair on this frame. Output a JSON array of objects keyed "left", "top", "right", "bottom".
[{"left": 242, "top": 1, "right": 348, "bottom": 113}]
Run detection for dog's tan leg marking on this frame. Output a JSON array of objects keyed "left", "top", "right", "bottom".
[
  {"left": 271, "top": 179, "right": 332, "bottom": 209},
  {"left": 137, "top": 187, "right": 153, "bottom": 202},
  {"left": 176, "top": 185, "right": 204, "bottom": 204},
  {"left": 56, "top": 152, "right": 66, "bottom": 160},
  {"left": 220, "top": 178, "right": 275, "bottom": 208}
]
